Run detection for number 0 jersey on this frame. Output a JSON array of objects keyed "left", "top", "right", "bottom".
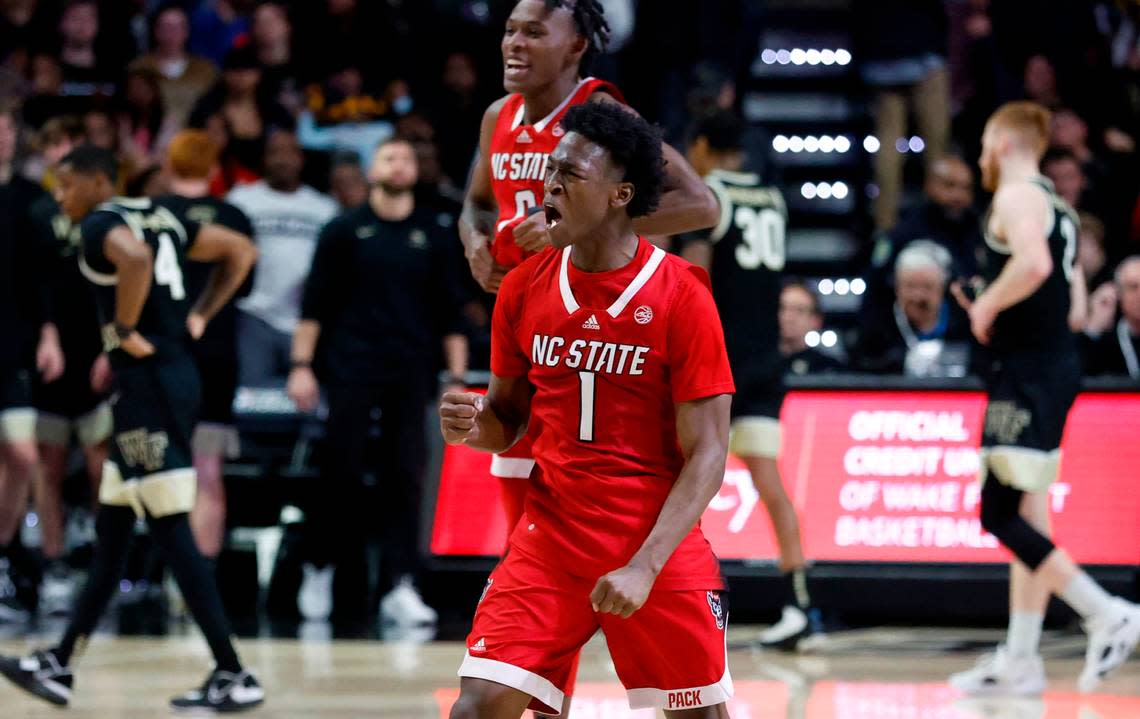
[
  {"left": 488, "top": 77, "right": 623, "bottom": 269},
  {"left": 79, "top": 197, "right": 201, "bottom": 368},
  {"left": 491, "top": 238, "right": 735, "bottom": 589}
]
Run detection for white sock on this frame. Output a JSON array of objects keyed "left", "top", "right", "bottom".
[
  {"left": 1059, "top": 572, "right": 1114, "bottom": 620},
  {"left": 1006, "top": 611, "right": 1044, "bottom": 657}
]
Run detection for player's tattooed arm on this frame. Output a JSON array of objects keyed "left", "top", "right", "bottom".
[
  {"left": 439, "top": 373, "right": 532, "bottom": 453},
  {"left": 460, "top": 98, "right": 511, "bottom": 293},
  {"left": 589, "top": 92, "right": 719, "bottom": 236},
  {"left": 591, "top": 393, "right": 732, "bottom": 619}
]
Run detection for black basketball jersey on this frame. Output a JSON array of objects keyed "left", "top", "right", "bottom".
[
  {"left": 78, "top": 197, "right": 201, "bottom": 367},
  {"left": 693, "top": 169, "right": 787, "bottom": 381},
  {"left": 983, "top": 177, "right": 1079, "bottom": 355},
  {"left": 154, "top": 194, "right": 253, "bottom": 355}
]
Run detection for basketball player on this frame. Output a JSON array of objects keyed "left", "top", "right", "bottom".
[
  {"left": 157, "top": 130, "right": 255, "bottom": 568},
  {"left": 948, "top": 102, "right": 1140, "bottom": 695},
  {"left": 461, "top": 0, "right": 718, "bottom": 569},
  {"left": 680, "top": 110, "right": 822, "bottom": 650},
  {"left": 25, "top": 151, "right": 111, "bottom": 617},
  {"left": 442, "top": 102, "right": 734, "bottom": 719},
  {"left": 0, "top": 146, "right": 263, "bottom": 712}
]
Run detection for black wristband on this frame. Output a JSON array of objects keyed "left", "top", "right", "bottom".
[{"left": 113, "top": 322, "right": 135, "bottom": 340}]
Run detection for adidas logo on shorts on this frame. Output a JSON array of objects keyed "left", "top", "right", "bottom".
[{"left": 471, "top": 638, "right": 486, "bottom": 652}]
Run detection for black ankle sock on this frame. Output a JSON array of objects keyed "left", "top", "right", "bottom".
[{"left": 782, "top": 568, "right": 811, "bottom": 609}]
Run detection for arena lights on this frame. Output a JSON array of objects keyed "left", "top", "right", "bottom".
[
  {"left": 760, "top": 48, "right": 852, "bottom": 66},
  {"left": 863, "top": 136, "right": 926, "bottom": 153},
  {"left": 816, "top": 278, "right": 866, "bottom": 296},
  {"left": 804, "top": 330, "right": 839, "bottom": 348},
  {"left": 772, "top": 134, "right": 853, "bottom": 154},
  {"left": 800, "top": 182, "right": 849, "bottom": 200}
]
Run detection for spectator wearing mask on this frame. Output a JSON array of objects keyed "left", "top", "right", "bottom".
[
  {"left": 1084, "top": 256, "right": 1140, "bottom": 379},
  {"left": 863, "top": 154, "right": 983, "bottom": 327},
  {"left": 287, "top": 137, "right": 468, "bottom": 626},
  {"left": 228, "top": 129, "right": 336, "bottom": 385},
  {"left": 855, "top": 240, "right": 973, "bottom": 376},
  {"left": 129, "top": 4, "right": 218, "bottom": 128},
  {"left": 297, "top": 60, "right": 395, "bottom": 166},
  {"left": 779, "top": 281, "right": 844, "bottom": 376}
]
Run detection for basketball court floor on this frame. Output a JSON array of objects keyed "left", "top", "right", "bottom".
[{"left": 2, "top": 625, "right": 1138, "bottom": 718}]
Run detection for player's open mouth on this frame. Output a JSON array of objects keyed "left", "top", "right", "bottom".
[
  {"left": 543, "top": 203, "right": 562, "bottom": 229},
  {"left": 505, "top": 59, "right": 529, "bottom": 76}
]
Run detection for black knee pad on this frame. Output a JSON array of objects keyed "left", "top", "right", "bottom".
[{"left": 980, "top": 480, "right": 1055, "bottom": 570}]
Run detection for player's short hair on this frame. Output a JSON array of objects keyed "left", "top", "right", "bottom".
[
  {"left": 560, "top": 102, "right": 664, "bottom": 218},
  {"left": 989, "top": 101, "right": 1052, "bottom": 158},
  {"left": 688, "top": 109, "right": 745, "bottom": 152},
  {"left": 782, "top": 279, "right": 822, "bottom": 316},
  {"left": 534, "top": 0, "right": 610, "bottom": 71},
  {"left": 895, "top": 240, "right": 952, "bottom": 283},
  {"left": 59, "top": 144, "right": 118, "bottom": 183},
  {"left": 166, "top": 129, "right": 219, "bottom": 180}
]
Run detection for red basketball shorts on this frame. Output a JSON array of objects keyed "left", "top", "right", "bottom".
[{"left": 458, "top": 547, "right": 732, "bottom": 715}]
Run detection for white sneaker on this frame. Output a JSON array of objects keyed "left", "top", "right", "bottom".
[
  {"left": 757, "top": 605, "right": 808, "bottom": 649},
  {"left": 39, "top": 565, "right": 75, "bottom": 617},
  {"left": 298, "top": 564, "right": 333, "bottom": 621},
  {"left": 1078, "top": 597, "right": 1140, "bottom": 693},
  {"left": 949, "top": 645, "right": 1046, "bottom": 697},
  {"left": 380, "top": 576, "right": 437, "bottom": 626}
]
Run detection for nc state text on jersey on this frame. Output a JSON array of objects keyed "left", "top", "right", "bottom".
[
  {"left": 492, "top": 152, "right": 551, "bottom": 182},
  {"left": 531, "top": 334, "right": 651, "bottom": 376}
]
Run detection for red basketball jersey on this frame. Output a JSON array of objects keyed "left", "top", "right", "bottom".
[
  {"left": 490, "top": 238, "right": 735, "bottom": 589},
  {"left": 488, "top": 77, "right": 623, "bottom": 269}
]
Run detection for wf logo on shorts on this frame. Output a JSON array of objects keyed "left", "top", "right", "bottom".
[
  {"left": 115, "top": 428, "right": 170, "bottom": 472},
  {"left": 706, "top": 591, "right": 725, "bottom": 630},
  {"left": 983, "top": 401, "right": 1032, "bottom": 444}
]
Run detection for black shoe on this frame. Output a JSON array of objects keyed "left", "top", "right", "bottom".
[
  {"left": 170, "top": 668, "right": 264, "bottom": 714},
  {"left": 0, "top": 649, "right": 73, "bottom": 706}
]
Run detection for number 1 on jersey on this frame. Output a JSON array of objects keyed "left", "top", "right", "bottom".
[{"left": 578, "top": 371, "right": 595, "bottom": 442}]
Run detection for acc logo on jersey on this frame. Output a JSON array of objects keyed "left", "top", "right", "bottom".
[
  {"left": 706, "top": 591, "right": 725, "bottom": 630},
  {"left": 634, "top": 305, "right": 654, "bottom": 325}
]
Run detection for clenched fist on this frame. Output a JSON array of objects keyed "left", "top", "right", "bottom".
[{"left": 439, "top": 391, "right": 486, "bottom": 445}]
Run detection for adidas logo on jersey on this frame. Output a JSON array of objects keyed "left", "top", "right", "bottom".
[
  {"left": 471, "top": 638, "right": 486, "bottom": 652},
  {"left": 517, "top": 129, "right": 533, "bottom": 144},
  {"left": 582, "top": 314, "right": 601, "bottom": 330}
]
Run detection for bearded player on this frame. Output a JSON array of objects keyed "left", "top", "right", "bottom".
[
  {"left": 948, "top": 102, "right": 1140, "bottom": 696},
  {"left": 443, "top": 102, "right": 734, "bottom": 719},
  {"left": 461, "top": 0, "right": 718, "bottom": 568}
]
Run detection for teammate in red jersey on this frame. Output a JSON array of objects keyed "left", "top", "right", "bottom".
[
  {"left": 461, "top": 0, "right": 719, "bottom": 563},
  {"left": 441, "top": 102, "right": 735, "bottom": 719}
]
